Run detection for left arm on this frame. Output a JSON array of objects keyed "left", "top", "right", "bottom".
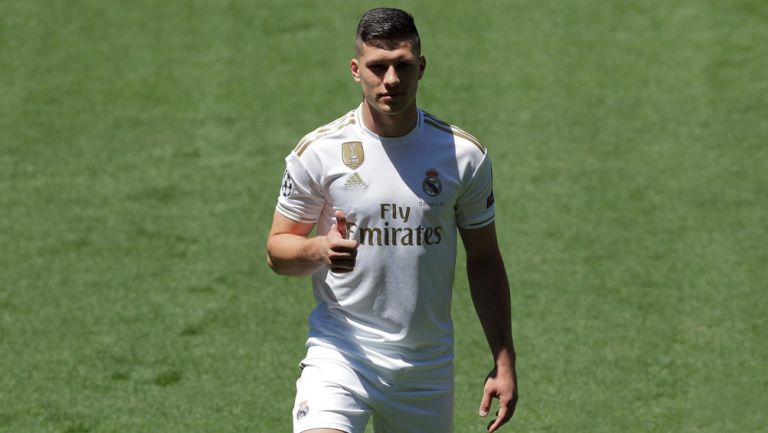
[{"left": 460, "top": 222, "right": 518, "bottom": 433}]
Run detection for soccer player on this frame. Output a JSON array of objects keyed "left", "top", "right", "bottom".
[{"left": 266, "top": 7, "right": 518, "bottom": 433}]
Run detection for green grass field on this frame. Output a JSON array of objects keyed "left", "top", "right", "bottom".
[{"left": 1, "top": 1, "right": 766, "bottom": 432}]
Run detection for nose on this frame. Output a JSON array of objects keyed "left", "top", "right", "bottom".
[{"left": 384, "top": 65, "right": 400, "bottom": 87}]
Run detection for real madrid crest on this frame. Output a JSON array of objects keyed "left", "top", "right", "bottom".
[
  {"left": 342, "top": 141, "right": 365, "bottom": 169},
  {"left": 422, "top": 168, "right": 442, "bottom": 197}
]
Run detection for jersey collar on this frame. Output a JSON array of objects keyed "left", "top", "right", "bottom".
[{"left": 355, "top": 104, "right": 424, "bottom": 144}]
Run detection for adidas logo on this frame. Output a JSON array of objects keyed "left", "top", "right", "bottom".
[{"left": 345, "top": 173, "right": 367, "bottom": 188}]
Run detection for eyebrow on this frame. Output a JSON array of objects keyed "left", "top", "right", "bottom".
[{"left": 365, "top": 57, "right": 418, "bottom": 66}]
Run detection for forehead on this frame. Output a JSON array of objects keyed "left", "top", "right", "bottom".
[{"left": 356, "top": 41, "right": 419, "bottom": 62}]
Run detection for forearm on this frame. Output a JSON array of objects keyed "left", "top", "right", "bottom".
[
  {"left": 467, "top": 257, "right": 516, "bottom": 369},
  {"left": 266, "top": 234, "right": 326, "bottom": 276}
]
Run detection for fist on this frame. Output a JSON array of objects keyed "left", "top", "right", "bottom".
[{"left": 326, "top": 210, "right": 358, "bottom": 273}]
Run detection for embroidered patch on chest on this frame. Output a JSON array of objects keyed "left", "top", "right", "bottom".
[
  {"left": 422, "top": 168, "right": 442, "bottom": 197},
  {"left": 342, "top": 141, "right": 365, "bottom": 169}
]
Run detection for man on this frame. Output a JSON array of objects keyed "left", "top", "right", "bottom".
[{"left": 267, "top": 8, "right": 518, "bottom": 433}]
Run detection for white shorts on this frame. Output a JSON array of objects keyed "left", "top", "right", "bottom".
[{"left": 292, "top": 349, "right": 453, "bottom": 433}]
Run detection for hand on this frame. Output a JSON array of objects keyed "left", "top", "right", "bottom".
[
  {"left": 479, "top": 365, "right": 518, "bottom": 432},
  {"left": 325, "top": 210, "right": 358, "bottom": 273}
]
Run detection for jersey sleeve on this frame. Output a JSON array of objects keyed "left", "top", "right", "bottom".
[
  {"left": 275, "top": 152, "right": 326, "bottom": 224},
  {"left": 456, "top": 152, "right": 496, "bottom": 229}
]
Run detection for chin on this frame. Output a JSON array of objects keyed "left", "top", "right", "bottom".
[{"left": 377, "top": 102, "right": 407, "bottom": 115}]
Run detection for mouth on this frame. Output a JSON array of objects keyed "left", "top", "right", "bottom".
[{"left": 379, "top": 92, "right": 403, "bottom": 102}]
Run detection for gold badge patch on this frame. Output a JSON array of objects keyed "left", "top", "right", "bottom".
[{"left": 342, "top": 141, "right": 365, "bottom": 169}]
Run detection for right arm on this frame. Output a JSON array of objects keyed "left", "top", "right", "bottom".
[{"left": 266, "top": 210, "right": 358, "bottom": 276}]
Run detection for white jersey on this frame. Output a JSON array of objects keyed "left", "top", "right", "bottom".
[{"left": 276, "top": 104, "right": 495, "bottom": 378}]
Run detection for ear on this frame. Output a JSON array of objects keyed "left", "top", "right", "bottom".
[
  {"left": 350, "top": 58, "right": 361, "bottom": 82},
  {"left": 418, "top": 55, "right": 426, "bottom": 80}
]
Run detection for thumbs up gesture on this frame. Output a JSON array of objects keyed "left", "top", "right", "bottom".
[{"left": 325, "top": 210, "right": 359, "bottom": 273}]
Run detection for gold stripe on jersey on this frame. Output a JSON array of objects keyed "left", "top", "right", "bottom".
[
  {"left": 294, "top": 112, "right": 357, "bottom": 156},
  {"left": 423, "top": 112, "right": 487, "bottom": 154},
  {"left": 295, "top": 112, "right": 356, "bottom": 154},
  {"left": 423, "top": 117, "right": 452, "bottom": 135},
  {"left": 422, "top": 111, "right": 451, "bottom": 129}
]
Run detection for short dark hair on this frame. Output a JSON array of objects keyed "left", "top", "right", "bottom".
[{"left": 355, "top": 8, "right": 420, "bottom": 54}]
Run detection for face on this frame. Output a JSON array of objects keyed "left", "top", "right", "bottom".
[{"left": 350, "top": 41, "right": 426, "bottom": 116}]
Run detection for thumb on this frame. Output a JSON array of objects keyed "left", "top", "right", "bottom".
[
  {"left": 334, "top": 210, "right": 347, "bottom": 239},
  {"left": 479, "top": 389, "right": 492, "bottom": 417}
]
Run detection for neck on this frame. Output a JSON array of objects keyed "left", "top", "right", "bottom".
[{"left": 360, "top": 101, "right": 419, "bottom": 138}]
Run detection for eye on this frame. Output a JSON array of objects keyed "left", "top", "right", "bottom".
[
  {"left": 368, "top": 64, "right": 388, "bottom": 74},
  {"left": 395, "top": 62, "right": 417, "bottom": 74}
]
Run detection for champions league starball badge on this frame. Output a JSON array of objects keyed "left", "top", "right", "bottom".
[
  {"left": 296, "top": 400, "right": 309, "bottom": 420},
  {"left": 280, "top": 170, "right": 294, "bottom": 197},
  {"left": 422, "top": 168, "right": 442, "bottom": 197}
]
